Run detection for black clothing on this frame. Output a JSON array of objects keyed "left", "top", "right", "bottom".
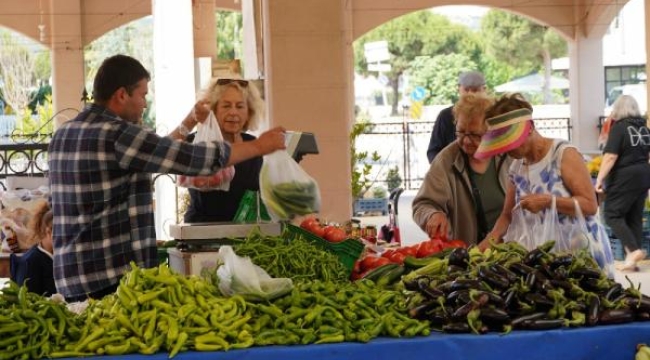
[
  {"left": 10, "top": 245, "right": 56, "bottom": 297},
  {"left": 602, "top": 116, "right": 650, "bottom": 251},
  {"left": 184, "top": 132, "right": 263, "bottom": 223},
  {"left": 426, "top": 106, "right": 456, "bottom": 163}
]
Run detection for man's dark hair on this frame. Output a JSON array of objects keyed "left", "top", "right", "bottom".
[{"left": 92, "top": 54, "right": 151, "bottom": 103}]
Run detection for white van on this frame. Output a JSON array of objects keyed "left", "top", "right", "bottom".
[{"left": 605, "top": 83, "right": 647, "bottom": 115}]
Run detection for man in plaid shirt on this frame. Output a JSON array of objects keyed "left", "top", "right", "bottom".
[{"left": 48, "top": 55, "right": 286, "bottom": 302}]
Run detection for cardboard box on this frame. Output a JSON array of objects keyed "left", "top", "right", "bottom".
[{"left": 168, "top": 248, "right": 221, "bottom": 276}]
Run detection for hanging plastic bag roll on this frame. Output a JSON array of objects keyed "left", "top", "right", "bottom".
[
  {"left": 177, "top": 111, "right": 236, "bottom": 191},
  {"left": 259, "top": 150, "right": 321, "bottom": 221}
]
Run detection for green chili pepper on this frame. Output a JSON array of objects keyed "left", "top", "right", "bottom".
[{"left": 169, "top": 332, "right": 188, "bottom": 358}]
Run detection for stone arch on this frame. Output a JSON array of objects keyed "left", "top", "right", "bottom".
[{"left": 351, "top": 0, "right": 626, "bottom": 41}]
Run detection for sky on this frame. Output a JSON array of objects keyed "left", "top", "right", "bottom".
[{"left": 431, "top": 5, "right": 489, "bottom": 30}]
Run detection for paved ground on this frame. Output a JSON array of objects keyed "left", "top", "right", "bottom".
[{"left": 357, "top": 190, "right": 650, "bottom": 295}]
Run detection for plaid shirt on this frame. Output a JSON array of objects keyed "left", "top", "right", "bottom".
[{"left": 48, "top": 104, "right": 231, "bottom": 298}]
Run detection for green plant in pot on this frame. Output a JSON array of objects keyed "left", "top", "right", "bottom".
[{"left": 350, "top": 120, "right": 380, "bottom": 200}]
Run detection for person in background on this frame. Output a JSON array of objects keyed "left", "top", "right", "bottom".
[
  {"left": 48, "top": 54, "right": 286, "bottom": 302},
  {"left": 476, "top": 93, "right": 613, "bottom": 274},
  {"left": 413, "top": 92, "right": 510, "bottom": 246},
  {"left": 595, "top": 94, "right": 650, "bottom": 271},
  {"left": 426, "top": 71, "right": 487, "bottom": 163},
  {"left": 171, "top": 76, "right": 265, "bottom": 223},
  {"left": 10, "top": 202, "right": 56, "bottom": 296}
]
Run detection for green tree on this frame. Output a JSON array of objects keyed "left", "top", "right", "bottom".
[
  {"left": 84, "top": 17, "right": 155, "bottom": 127},
  {"left": 408, "top": 53, "right": 477, "bottom": 105},
  {"left": 33, "top": 50, "right": 51, "bottom": 84},
  {"left": 216, "top": 10, "right": 243, "bottom": 60},
  {"left": 481, "top": 10, "right": 567, "bottom": 104},
  {"left": 15, "top": 95, "right": 53, "bottom": 142},
  {"left": 0, "top": 30, "right": 37, "bottom": 114},
  {"left": 354, "top": 11, "right": 480, "bottom": 115}
]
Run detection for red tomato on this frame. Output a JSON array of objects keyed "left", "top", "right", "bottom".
[
  {"left": 388, "top": 252, "right": 406, "bottom": 264},
  {"left": 398, "top": 246, "right": 418, "bottom": 258},
  {"left": 300, "top": 217, "right": 319, "bottom": 230},
  {"left": 308, "top": 224, "right": 326, "bottom": 238},
  {"left": 446, "top": 239, "right": 468, "bottom": 249},
  {"left": 373, "top": 257, "right": 392, "bottom": 268},
  {"left": 360, "top": 256, "right": 380, "bottom": 271},
  {"left": 382, "top": 249, "right": 396, "bottom": 259},
  {"left": 192, "top": 177, "right": 208, "bottom": 188},
  {"left": 417, "top": 240, "right": 441, "bottom": 258},
  {"left": 324, "top": 227, "right": 346, "bottom": 243}
]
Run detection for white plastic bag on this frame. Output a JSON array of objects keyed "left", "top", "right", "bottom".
[
  {"left": 566, "top": 198, "right": 615, "bottom": 276},
  {"left": 505, "top": 196, "right": 614, "bottom": 276},
  {"left": 217, "top": 246, "right": 293, "bottom": 302},
  {"left": 504, "top": 202, "right": 541, "bottom": 250},
  {"left": 177, "top": 111, "right": 235, "bottom": 191},
  {"left": 259, "top": 150, "right": 321, "bottom": 221}
]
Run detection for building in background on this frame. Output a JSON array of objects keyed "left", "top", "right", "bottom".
[{"left": 602, "top": 0, "right": 647, "bottom": 112}]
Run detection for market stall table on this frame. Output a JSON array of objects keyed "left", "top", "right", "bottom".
[{"left": 63, "top": 321, "right": 650, "bottom": 360}]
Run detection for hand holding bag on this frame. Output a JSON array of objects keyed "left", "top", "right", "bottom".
[{"left": 177, "top": 111, "right": 236, "bottom": 191}]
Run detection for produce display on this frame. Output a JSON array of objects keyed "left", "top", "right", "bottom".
[
  {"left": 2, "top": 227, "right": 650, "bottom": 360},
  {"left": 0, "top": 262, "right": 428, "bottom": 359},
  {"left": 233, "top": 230, "right": 350, "bottom": 282},
  {"left": 351, "top": 237, "right": 467, "bottom": 280},
  {"left": 401, "top": 241, "right": 650, "bottom": 333}
]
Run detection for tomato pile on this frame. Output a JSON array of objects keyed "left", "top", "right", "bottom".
[
  {"left": 351, "top": 236, "right": 467, "bottom": 280},
  {"left": 299, "top": 217, "right": 347, "bottom": 243}
]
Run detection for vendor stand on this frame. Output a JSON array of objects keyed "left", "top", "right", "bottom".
[{"left": 65, "top": 322, "right": 650, "bottom": 360}]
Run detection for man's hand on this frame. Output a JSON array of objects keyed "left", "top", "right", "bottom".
[
  {"left": 255, "top": 127, "right": 287, "bottom": 155},
  {"left": 193, "top": 99, "right": 211, "bottom": 124},
  {"left": 425, "top": 212, "right": 448, "bottom": 239}
]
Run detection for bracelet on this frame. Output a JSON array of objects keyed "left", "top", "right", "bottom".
[{"left": 178, "top": 123, "right": 190, "bottom": 137}]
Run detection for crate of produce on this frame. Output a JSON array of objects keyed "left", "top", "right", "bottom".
[
  {"left": 609, "top": 237, "right": 625, "bottom": 261},
  {"left": 284, "top": 224, "right": 364, "bottom": 273}
]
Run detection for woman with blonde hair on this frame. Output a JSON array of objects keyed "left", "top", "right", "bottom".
[
  {"left": 595, "top": 94, "right": 650, "bottom": 271},
  {"left": 413, "top": 92, "right": 511, "bottom": 246},
  {"left": 175, "top": 76, "right": 267, "bottom": 222}
]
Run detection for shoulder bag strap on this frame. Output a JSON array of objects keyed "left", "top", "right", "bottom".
[{"left": 463, "top": 153, "right": 489, "bottom": 240}]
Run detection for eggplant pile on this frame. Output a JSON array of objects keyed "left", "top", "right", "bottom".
[{"left": 404, "top": 241, "right": 650, "bottom": 334}]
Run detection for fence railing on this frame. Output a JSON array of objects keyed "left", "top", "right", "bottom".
[
  {"left": 0, "top": 114, "right": 572, "bottom": 193},
  {"left": 355, "top": 117, "right": 572, "bottom": 191}
]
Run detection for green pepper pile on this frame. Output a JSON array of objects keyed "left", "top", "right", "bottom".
[
  {"left": 0, "top": 283, "right": 83, "bottom": 359},
  {"left": 234, "top": 232, "right": 349, "bottom": 282}
]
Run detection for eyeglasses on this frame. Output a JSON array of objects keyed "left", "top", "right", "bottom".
[
  {"left": 216, "top": 78, "right": 249, "bottom": 87},
  {"left": 455, "top": 131, "right": 484, "bottom": 142}
]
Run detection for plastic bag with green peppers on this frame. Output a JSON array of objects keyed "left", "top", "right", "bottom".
[
  {"left": 217, "top": 245, "right": 294, "bottom": 302},
  {"left": 259, "top": 150, "right": 321, "bottom": 220}
]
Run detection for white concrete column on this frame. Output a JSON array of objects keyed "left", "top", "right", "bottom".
[
  {"left": 152, "top": 0, "right": 196, "bottom": 238},
  {"left": 242, "top": 0, "right": 262, "bottom": 79},
  {"left": 569, "top": 36, "right": 605, "bottom": 152},
  {"left": 49, "top": 0, "right": 85, "bottom": 126}
]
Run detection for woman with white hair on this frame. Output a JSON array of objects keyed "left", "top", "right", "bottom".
[
  {"left": 595, "top": 94, "right": 650, "bottom": 271},
  {"left": 174, "top": 76, "right": 267, "bottom": 222}
]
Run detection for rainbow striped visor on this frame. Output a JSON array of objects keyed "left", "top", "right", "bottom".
[{"left": 474, "top": 108, "right": 533, "bottom": 160}]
